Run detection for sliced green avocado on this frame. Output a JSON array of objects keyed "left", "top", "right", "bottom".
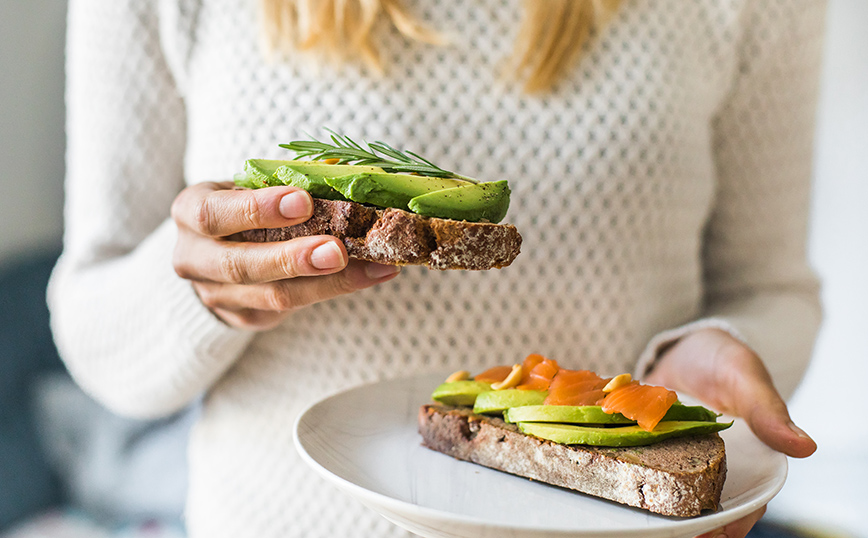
[
  {"left": 503, "top": 403, "right": 719, "bottom": 425},
  {"left": 325, "top": 172, "right": 471, "bottom": 211},
  {"left": 504, "top": 405, "right": 634, "bottom": 425},
  {"left": 233, "top": 160, "right": 387, "bottom": 199},
  {"left": 431, "top": 380, "right": 493, "bottom": 406},
  {"left": 659, "top": 404, "right": 720, "bottom": 423},
  {"left": 234, "top": 172, "right": 255, "bottom": 189},
  {"left": 274, "top": 162, "right": 387, "bottom": 200},
  {"left": 517, "top": 420, "right": 733, "bottom": 447},
  {"left": 408, "top": 180, "right": 511, "bottom": 223},
  {"left": 472, "top": 389, "right": 548, "bottom": 415},
  {"left": 235, "top": 159, "right": 292, "bottom": 189}
]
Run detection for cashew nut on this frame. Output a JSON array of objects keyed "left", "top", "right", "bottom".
[
  {"left": 491, "top": 364, "right": 524, "bottom": 390},
  {"left": 445, "top": 370, "right": 471, "bottom": 383},
  {"left": 603, "top": 373, "right": 632, "bottom": 392}
]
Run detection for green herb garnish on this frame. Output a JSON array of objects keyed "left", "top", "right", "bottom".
[{"left": 279, "top": 128, "right": 478, "bottom": 183}]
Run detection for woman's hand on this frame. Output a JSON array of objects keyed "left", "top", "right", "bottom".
[
  {"left": 644, "top": 328, "right": 816, "bottom": 538},
  {"left": 171, "top": 181, "right": 401, "bottom": 331}
]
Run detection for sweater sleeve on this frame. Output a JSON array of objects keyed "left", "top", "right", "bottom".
[
  {"left": 48, "top": 0, "right": 254, "bottom": 419},
  {"left": 635, "top": 0, "right": 826, "bottom": 399}
]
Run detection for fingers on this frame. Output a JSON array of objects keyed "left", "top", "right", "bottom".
[
  {"left": 172, "top": 181, "right": 313, "bottom": 237},
  {"left": 728, "top": 357, "right": 817, "bottom": 458},
  {"left": 649, "top": 328, "right": 816, "bottom": 459},
  {"left": 703, "top": 333, "right": 816, "bottom": 458},
  {"left": 171, "top": 181, "right": 405, "bottom": 331},
  {"left": 172, "top": 182, "right": 349, "bottom": 283},
  {"left": 192, "top": 260, "right": 402, "bottom": 330},
  {"left": 696, "top": 506, "right": 767, "bottom": 538},
  {"left": 175, "top": 234, "right": 349, "bottom": 284}
]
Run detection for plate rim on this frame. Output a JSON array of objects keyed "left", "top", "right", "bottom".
[{"left": 293, "top": 373, "right": 788, "bottom": 538}]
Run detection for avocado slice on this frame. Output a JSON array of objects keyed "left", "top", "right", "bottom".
[
  {"left": 274, "top": 162, "right": 387, "bottom": 201},
  {"left": 235, "top": 159, "right": 292, "bottom": 189},
  {"left": 325, "top": 172, "right": 472, "bottom": 211},
  {"left": 236, "top": 161, "right": 511, "bottom": 222},
  {"left": 503, "top": 403, "right": 719, "bottom": 425},
  {"left": 472, "top": 389, "right": 548, "bottom": 415},
  {"left": 431, "top": 380, "right": 493, "bottom": 406},
  {"left": 408, "top": 180, "right": 511, "bottom": 223},
  {"left": 659, "top": 404, "right": 720, "bottom": 423},
  {"left": 234, "top": 160, "right": 387, "bottom": 200},
  {"left": 517, "top": 420, "right": 733, "bottom": 447},
  {"left": 504, "top": 405, "right": 634, "bottom": 425}
]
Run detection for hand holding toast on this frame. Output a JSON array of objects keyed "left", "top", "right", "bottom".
[
  {"left": 171, "top": 181, "right": 401, "bottom": 330},
  {"left": 645, "top": 328, "right": 817, "bottom": 538}
]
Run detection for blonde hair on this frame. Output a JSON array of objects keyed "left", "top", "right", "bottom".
[{"left": 259, "top": 0, "right": 620, "bottom": 92}]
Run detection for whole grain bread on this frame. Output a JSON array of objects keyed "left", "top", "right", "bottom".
[
  {"left": 418, "top": 404, "right": 727, "bottom": 517},
  {"left": 240, "top": 198, "right": 522, "bottom": 270}
]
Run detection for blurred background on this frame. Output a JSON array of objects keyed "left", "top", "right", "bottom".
[{"left": 0, "top": 1, "right": 865, "bottom": 537}]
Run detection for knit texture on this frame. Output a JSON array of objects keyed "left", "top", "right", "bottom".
[{"left": 50, "top": 0, "right": 825, "bottom": 536}]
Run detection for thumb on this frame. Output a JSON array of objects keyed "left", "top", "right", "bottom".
[
  {"left": 729, "top": 358, "right": 817, "bottom": 459},
  {"left": 647, "top": 328, "right": 817, "bottom": 459}
]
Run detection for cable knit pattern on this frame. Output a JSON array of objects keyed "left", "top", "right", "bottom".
[{"left": 50, "top": 1, "right": 825, "bottom": 536}]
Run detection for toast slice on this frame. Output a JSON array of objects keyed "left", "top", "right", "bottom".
[
  {"left": 418, "top": 404, "right": 727, "bottom": 517},
  {"left": 240, "top": 198, "right": 522, "bottom": 270}
]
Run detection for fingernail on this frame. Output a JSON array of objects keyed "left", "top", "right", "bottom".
[
  {"left": 279, "top": 191, "right": 312, "bottom": 219},
  {"left": 788, "top": 421, "right": 813, "bottom": 441},
  {"left": 310, "top": 242, "right": 344, "bottom": 270},
  {"left": 365, "top": 262, "right": 401, "bottom": 280},
  {"left": 712, "top": 531, "right": 729, "bottom": 538}
]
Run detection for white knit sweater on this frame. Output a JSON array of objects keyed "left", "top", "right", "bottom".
[{"left": 50, "top": 1, "right": 825, "bottom": 536}]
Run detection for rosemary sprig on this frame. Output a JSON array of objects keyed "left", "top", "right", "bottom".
[{"left": 279, "top": 129, "right": 478, "bottom": 183}]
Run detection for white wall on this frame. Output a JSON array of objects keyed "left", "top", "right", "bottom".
[
  {"left": 766, "top": 1, "right": 868, "bottom": 535},
  {"left": 0, "top": 0, "right": 67, "bottom": 264},
  {"left": 0, "top": 0, "right": 865, "bottom": 534}
]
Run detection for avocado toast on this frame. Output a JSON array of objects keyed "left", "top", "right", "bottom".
[
  {"left": 235, "top": 132, "right": 522, "bottom": 270},
  {"left": 419, "top": 358, "right": 731, "bottom": 517}
]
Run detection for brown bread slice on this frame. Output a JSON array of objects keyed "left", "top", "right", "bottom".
[
  {"left": 418, "top": 404, "right": 727, "bottom": 517},
  {"left": 240, "top": 199, "right": 522, "bottom": 270}
]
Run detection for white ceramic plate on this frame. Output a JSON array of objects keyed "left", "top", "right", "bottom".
[{"left": 294, "top": 373, "right": 787, "bottom": 538}]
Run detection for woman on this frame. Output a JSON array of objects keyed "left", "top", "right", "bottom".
[{"left": 50, "top": 1, "right": 823, "bottom": 536}]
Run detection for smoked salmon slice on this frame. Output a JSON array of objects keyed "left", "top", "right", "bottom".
[
  {"left": 516, "top": 355, "right": 560, "bottom": 391},
  {"left": 601, "top": 382, "right": 677, "bottom": 432},
  {"left": 543, "top": 369, "right": 609, "bottom": 406},
  {"left": 517, "top": 354, "right": 544, "bottom": 382},
  {"left": 472, "top": 357, "right": 679, "bottom": 432},
  {"left": 474, "top": 365, "right": 512, "bottom": 384}
]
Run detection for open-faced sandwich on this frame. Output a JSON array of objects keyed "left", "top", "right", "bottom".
[
  {"left": 234, "top": 130, "right": 522, "bottom": 270},
  {"left": 418, "top": 354, "right": 732, "bottom": 517}
]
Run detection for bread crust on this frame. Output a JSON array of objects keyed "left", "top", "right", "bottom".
[
  {"left": 418, "top": 404, "right": 727, "bottom": 517},
  {"left": 239, "top": 199, "right": 521, "bottom": 270}
]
